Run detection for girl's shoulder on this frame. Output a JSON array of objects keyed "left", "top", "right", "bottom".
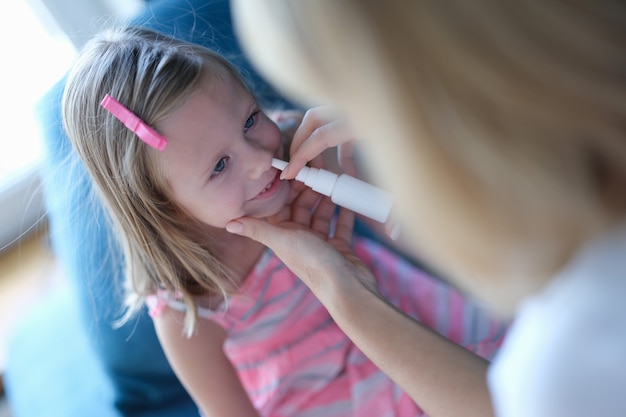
[
  {"left": 145, "top": 248, "right": 285, "bottom": 323},
  {"left": 146, "top": 289, "right": 222, "bottom": 321}
]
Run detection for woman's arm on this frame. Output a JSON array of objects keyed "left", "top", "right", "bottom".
[
  {"left": 329, "top": 274, "right": 495, "bottom": 417},
  {"left": 226, "top": 206, "right": 495, "bottom": 417},
  {"left": 153, "top": 307, "right": 259, "bottom": 417},
  {"left": 228, "top": 108, "right": 495, "bottom": 416}
]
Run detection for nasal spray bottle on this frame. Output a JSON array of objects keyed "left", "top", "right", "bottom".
[{"left": 272, "top": 158, "right": 393, "bottom": 223}]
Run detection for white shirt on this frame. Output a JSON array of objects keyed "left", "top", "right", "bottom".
[{"left": 488, "top": 227, "right": 626, "bottom": 417}]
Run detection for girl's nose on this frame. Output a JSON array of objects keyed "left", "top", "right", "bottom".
[{"left": 244, "top": 144, "right": 273, "bottom": 179}]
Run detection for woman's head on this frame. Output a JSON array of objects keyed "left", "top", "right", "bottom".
[
  {"left": 62, "top": 26, "right": 287, "bottom": 329},
  {"left": 233, "top": 1, "right": 626, "bottom": 314}
]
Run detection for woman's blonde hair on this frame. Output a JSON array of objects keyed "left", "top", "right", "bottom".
[
  {"left": 234, "top": 0, "right": 626, "bottom": 313},
  {"left": 63, "top": 26, "right": 251, "bottom": 333}
]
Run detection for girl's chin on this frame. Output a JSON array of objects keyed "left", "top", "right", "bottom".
[{"left": 250, "top": 203, "right": 287, "bottom": 221}]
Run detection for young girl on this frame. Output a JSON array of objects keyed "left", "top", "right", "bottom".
[{"left": 62, "top": 26, "right": 506, "bottom": 417}]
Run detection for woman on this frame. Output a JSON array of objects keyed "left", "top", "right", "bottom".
[{"left": 226, "top": 1, "right": 626, "bottom": 416}]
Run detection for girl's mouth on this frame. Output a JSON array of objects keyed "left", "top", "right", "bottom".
[{"left": 251, "top": 170, "right": 283, "bottom": 200}]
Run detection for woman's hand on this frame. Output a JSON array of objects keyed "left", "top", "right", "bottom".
[
  {"left": 274, "top": 106, "right": 404, "bottom": 247},
  {"left": 225, "top": 187, "right": 379, "bottom": 302},
  {"left": 279, "top": 106, "right": 357, "bottom": 179}
]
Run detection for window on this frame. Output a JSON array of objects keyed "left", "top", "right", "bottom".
[
  {"left": 0, "top": 0, "right": 143, "bottom": 250},
  {"left": 0, "top": 0, "right": 76, "bottom": 250},
  {"left": 0, "top": 1, "right": 76, "bottom": 182}
]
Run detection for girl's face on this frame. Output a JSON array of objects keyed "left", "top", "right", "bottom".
[{"left": 156, "top": 76, "right": 290, "bottom": 228}]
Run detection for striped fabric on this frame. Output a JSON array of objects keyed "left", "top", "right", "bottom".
[{"left": 148, "top": 237, "right": 508, "bottom": 416}]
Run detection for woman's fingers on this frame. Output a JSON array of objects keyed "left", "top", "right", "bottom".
[
  {"left": 225, "top": 218, "right": 303, "bottom": 261},
  {"left": 310, "top": 196, "right": 338, "bottom": 237},
  {"left": 289, "top": 107, "right": 337, "bottom": 152},
  {"left": 332, "top": 207, "right": 355, "bottom": 244},
  {"left": 282, "top": 107, "right": 354, "bottom": 179},
  {"left": 337, "top": 140, "right": 358, "bottom": 177},
  {"left": 282, "top": 189, "right": 339, "bottom": 240},
  {"left": 287, "top": 188, "right": 320, "bottom": 225}
]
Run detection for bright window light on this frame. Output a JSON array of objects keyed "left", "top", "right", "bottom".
[{"left": 0, "top": 0, "right": 76, "bottom": 184}]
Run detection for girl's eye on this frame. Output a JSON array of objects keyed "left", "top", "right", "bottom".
[
  {"left": 244, "top": 112, "right": 258, "bottom": 130},
  {"left": 211, "top": 157, "right": 229, "bottom": 179}
]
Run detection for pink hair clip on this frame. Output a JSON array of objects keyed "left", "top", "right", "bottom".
[{"left": 100, "top": 94, "right": 168, "bottom": 151}]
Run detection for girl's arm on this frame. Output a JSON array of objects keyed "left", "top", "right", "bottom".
[{"left": 153, "top": 307, "right": 259, "bottom": 417}]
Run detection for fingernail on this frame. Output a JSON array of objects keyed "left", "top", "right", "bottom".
[
  {"left": 280, "top": 164, "right": 290, "bottom": 180},
  {"left": 225, "top": 221, "right": 243, "bottom": 234},
  {"left": 388, "top": 223, "right": 401, "bottom": 241}
]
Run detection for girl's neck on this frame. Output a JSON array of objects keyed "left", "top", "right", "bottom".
[{"left": 211, "top": 228, "right": 267, "bottom": 284}]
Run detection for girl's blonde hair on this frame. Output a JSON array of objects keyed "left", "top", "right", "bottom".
[
  {"left": 235, "top": 1, "right": 626, "bottom": 313},
  {"left": 62, "top": 26, "right": 251, "bottom": 333}
]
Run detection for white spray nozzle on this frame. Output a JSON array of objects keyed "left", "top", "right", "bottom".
[{"left": 271, "top": 158, "right": 289, "bottom": 171}]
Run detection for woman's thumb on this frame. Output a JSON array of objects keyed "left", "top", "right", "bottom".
[{"left": 226, "top": 217, "right": 275, "bottom": 247}]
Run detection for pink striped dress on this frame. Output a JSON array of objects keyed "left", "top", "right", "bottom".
[{"left": 148, "top": 237, "right": 507, "bottom": 416}]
